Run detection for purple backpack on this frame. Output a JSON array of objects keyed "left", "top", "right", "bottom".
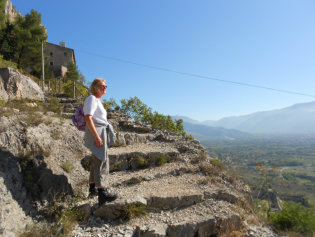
[{"left": 72, "top": 105, "right": 86, "bottom": 131}]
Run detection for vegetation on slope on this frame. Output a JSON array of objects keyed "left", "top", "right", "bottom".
[
  {"left": 204, "top": 137, "right": 315, "bottom": 236},
  {"left": 104, "top": 96, "right": 194, "bottom": 139}
]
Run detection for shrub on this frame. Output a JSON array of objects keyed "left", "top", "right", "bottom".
[
  {"left": 270, "top": 201, "right": 315, "bottom": 235},
  {"left": 21, "top": 201, "right": 82, "bottom": 237},
  {"left": 112, "top": 161, "right": 121, "bottom": 171},
  {"left": 47, "top": 97, "right": 61, "bottom": 114},
  {"left": 103, "top": 97, "right": 119, "bottom": 110},
  {"left": 155, "top": 154, "right": 167, "bottom": 166},
  {"left": 137, "top": 157, "right": 149, "bottom": 169},
  {"left": 186, "top": 134, "right": 195, "bottom": 140},
  {"left": 210, "top": 158, "right": 225, "bottom": 170},
  {"left": 0, "top": 55, "right": 17, "bottom": 68},
  {"left": 120, "top": 96, "right": 193, "bottom": 137},
  {"left": 123, "top": 203, "right": 146, "bottom": 219}
]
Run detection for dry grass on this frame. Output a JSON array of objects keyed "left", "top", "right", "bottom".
[
  {"left": 20, "top": 196, "right": 86, "bottom": 237},
  {"left": 198, "top": 176, "right": 215, "bottom": 185},
  {"left": 123, "top": 177, "right": 145, "bottom": 186},
  {"left": 226, "top": 169, "right": 239, "bottom": 184},
  {"left": 0, "top": 107, "right": 14, "bottom": 117},
  {"left": 112, "top": 161, "right": 121, "bottom": 171},
  {"left": 61, "top": 161, "right": 74, "bottom": 173},
  {"left": 190, "top": 150, "right": 208, "bottom": 164},
  {"left": 122, "top": 203, "right": 147, "bottom": 219},
  {"left": 51, "top": 129, "right": 61, "bottom": 140}
]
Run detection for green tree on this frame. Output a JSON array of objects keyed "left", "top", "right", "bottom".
[
  {"left": 13, "top": 10, "right": 47, "bottom": 76},
  {"left": 120, "top": 96, "right": 152, "bottom": 122},
  {"left": 78, "top": 72, "right": 86, "bottom": 84},
  {"left": 44, "top": 63, "right": 54, "bottom": 79},
  {"left": 64, "top": 62, "right": 88, "bottom": 97},
  {"left": 0, "top": 22, "right": 17, "bottom": 60},
  {"left": 65, "top": 61, "right": 79, "bottom": 81},
  {"left": 119, "top": 96, "right": 193, "bottom": 138},
  {"left": 103, "top": 97, "right": 119, "bottom": 111},
  {"left": 0, "top": 0, "right": 6, "bottom": 28}
]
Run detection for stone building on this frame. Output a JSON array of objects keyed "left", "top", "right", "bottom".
[{"left": 44, "top": 42, "right": 76, "bottom": 77}]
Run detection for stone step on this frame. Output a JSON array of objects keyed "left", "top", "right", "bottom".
[
  {"left": 137, "top": 198, "right": 243, "bottom": 236},
  {"left": 116, "top": 131, "right": 155, "bottom": 146},
  {"left": 110, "top": 162, "right": 197, "bottom": 188},
  {"left": 58, "top": 98, "right": 81, "bottom": 104},
  {"left": 93, "top": 197, "right": 242, "bottom": 237},
  {"left": 108, "top": 143, "right": 180, "bottom": 172},
  {"left": 118, "top": 120, "right": 152, "bottom": 133}
]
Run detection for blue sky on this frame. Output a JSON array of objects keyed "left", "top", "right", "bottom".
[{"left": 13, "top": 0, "right": 315, "bottom": 121}]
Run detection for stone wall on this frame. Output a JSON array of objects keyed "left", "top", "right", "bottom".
[{"left": 44, "top": 42, "right": 76, "bottom": 77}]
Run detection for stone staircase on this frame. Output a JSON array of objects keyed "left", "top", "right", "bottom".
[
  {"left": 45, "top": 93, "right": 83, "bottom": 116},
  {"left": 71, "top": 111, "right": 262, "bottom": 237}
]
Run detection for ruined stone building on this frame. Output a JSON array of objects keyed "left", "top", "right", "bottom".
[{"left": 44, "top": 42, "right": 76, "bottom": 77}]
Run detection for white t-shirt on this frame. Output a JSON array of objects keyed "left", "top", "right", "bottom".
[{"left": 83, "top": 95, "right": 108, "bottom": 124}]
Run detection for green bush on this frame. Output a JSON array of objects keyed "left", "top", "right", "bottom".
[
  {"left": 270, "top": 201, "right": 315, "bottom": 235},
  {"left": 210, "top": 158, "right": 225, "bottom": 170},
  {"left": 120, "top": 96, "right": 193, "bottom": 137},
  {"left": 103, "top": 97, "right": 120, "bottom": 111},
  {"left": 137, "top": 157, "right": 149, "bottom": 169},
  {"left": 47, "top": 97, "right": 61, "bottom": 114},
  {"left": 155, "top": 154, "right": 167, "bottom": 166},
  {"left": 123, "top": 203, "right": 146, "bottom": 219},
  {"left": 0, "top": 54, "right": 17, "bottom": 68}
]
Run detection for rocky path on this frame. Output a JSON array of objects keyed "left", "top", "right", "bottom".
[{"left": 70, "top": 113, "right": 276, "bottom": 237}]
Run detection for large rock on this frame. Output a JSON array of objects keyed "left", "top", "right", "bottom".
[
  {"left": 0, "top": 67, "right": 44, "bottom": 101},
  {"left": 0, "top": 149, "right": 32, "bottom": 236}
]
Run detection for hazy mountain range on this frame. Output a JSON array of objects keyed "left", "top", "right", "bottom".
[{"left": 174, "top": 101, "right": 315, "bottom": 139}]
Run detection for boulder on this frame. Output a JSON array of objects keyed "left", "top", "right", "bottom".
[{"left": 0, "top": 67, "right": 44, "bottom": 101}]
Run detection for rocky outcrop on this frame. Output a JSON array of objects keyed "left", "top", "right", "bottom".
[
  {"left": 0, "top": 103, "right": 277, "bottom": 236},
  {"left": 0, "top": 150, "right": 32, "bottom": 237},
  {"left": 0, "top": 67, "right": 44, "bottom": 101}
]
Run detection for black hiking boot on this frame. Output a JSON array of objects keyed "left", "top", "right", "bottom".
[
  {"left": 98, "top": 188, "right": 117, "bottom": 206},
  {"left": 88, "top": 183, "right": 97, "bottom": 198}
]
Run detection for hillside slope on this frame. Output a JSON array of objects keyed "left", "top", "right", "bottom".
[
  {"left": 0, "top": 68, "right": 275, "bottom": 236},
  {"left": 0, "top": 105, "right": 276, "bottom": 236}
]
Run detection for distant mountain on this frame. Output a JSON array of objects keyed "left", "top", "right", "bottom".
[
  {"left": 209, "top": 101, "right": 315, "bottom": 134},
  {"left": 173, "top": 116, "right": 249, "bottom": 140},
  {"left": 175, "top": 101, "right": 315, "bottom": 136},
  {"left": 172, "top": 115, "right": 202, "bottom": 125},
  {"left": 182, "top": 122, "right": 250, "bottom": 140}
]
